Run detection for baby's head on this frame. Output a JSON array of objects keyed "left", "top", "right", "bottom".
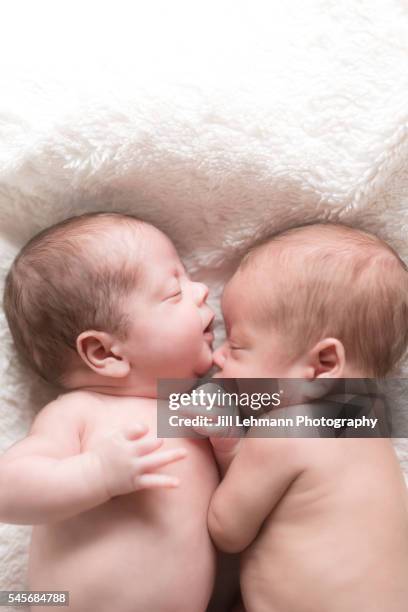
[
  {"left": 3, "top": 212, "right": 214, "bottom": 393},
  {"left": 213, "top": 223, "right": 408, "bottom": 379}
]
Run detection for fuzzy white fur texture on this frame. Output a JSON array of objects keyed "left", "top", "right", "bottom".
[{"left": 1, "top": 0, "right": 408, "bottom": 603}]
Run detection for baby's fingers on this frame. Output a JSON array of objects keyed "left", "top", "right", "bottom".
[
  {"left": 124, "top": 423, "right": 149, "bottom": 440},
  {"left": 133, "top": 437, "right": 163, "bottom": 456},
  {"left": 137, "top": 448, "right": 187, "bottom": 472},
  {"left": 137, "top": 474, "right": 180, "bottom": 489}
]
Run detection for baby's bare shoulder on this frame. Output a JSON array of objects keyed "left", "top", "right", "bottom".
[
  {"left": 0, "top": 391, "right": 99, "bottom": 463},
  {"left": 27, "top": 390, "right": 104, "bottom": 449},
  {"left": 245, "top": 430, "right": 309, "bottom": 468}
]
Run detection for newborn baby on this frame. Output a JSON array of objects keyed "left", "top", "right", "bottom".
[
  {"left": 208, "top": 223, "right": 408, "bottom": 612},
  {"left": 0, "top": 212, "right": 219, "bottom": 612}
]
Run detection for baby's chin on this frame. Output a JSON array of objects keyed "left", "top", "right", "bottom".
[
  {"left": 192, "top": 352, "right": 215, "bottom": 378},
  {"left": 193, "top": 362, "right": 213, "bottom": 378}
]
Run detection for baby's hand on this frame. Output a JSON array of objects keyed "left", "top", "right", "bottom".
[
  {"left": 89, "top": 424, "right": 187, "bottom": 499},
  {"left": 176, "top": 382, "right": 243, "bottom": 441},
  {"left": 173, "top": 382, "right": 243, "bottom": 474}
]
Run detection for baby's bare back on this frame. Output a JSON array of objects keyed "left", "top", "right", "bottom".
[
  {"left": 241, "top": 437, "right": 408, "bottom": 612},
  {"left": 28, "top": 391, "right": 219, "bottom": 612}
]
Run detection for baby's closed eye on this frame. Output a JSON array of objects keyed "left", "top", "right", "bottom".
[
  {"left": 229, "top": 341, "right": 246, "bottom": 353},
  {"left": 168, "top": 290, "right": 182, "bottom": 300}
]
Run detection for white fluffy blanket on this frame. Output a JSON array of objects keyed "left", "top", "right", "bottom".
[{"left": 1, "top": 0, "right": 408, "bottom": 603}]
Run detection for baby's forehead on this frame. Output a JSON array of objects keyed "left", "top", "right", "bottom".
[
  {"left": 221, "top": 275, "right": 241, "bottom": 307},
  {"left": 221, "top": 271, "right": 257, "bottom": 315},
  {"left": 73, "top": 219, "right": 143, "bottom": 258},
  {"left": 94, "top": 223, "right": 178, "bottom": 266},
  {"left": 139, "top": 228, "right": 183, "bottom": 271},
  {"left": 220, "top": 243, "right": 300, "bottom": 319}
]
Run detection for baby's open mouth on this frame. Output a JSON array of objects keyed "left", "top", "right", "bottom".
[{"left": 203, "top": 315, "right": 215, "bottom": 337}]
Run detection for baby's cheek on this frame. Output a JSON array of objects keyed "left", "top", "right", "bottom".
[
  {"left": 182, "top": 317, "right": 204, "bottom": 351},
  {"left": 182, "top": 308, "right": 202, "bottom": 336},
  {"left": 230, "top": 353, "right": 252, "bottom": 377},
  {"left": 222, "top": 358, "right": 240, "bottom": 377}
]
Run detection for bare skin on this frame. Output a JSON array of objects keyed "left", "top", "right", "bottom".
[
  {"left": 22, "top": 391, "right": 218, "bottom": 612},
  {"left": 0, "top": 222, "right": 220, "bottom": 612},
  {"left": 209, "top": 434, "right": 408, "bottom": 612},
  {"left": 207, "top": 268, "right": 408, "bottom": 612}
]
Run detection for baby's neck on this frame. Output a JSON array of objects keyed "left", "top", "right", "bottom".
[{"left": 62, "top": 369, "right": 157, "bottom": 399}]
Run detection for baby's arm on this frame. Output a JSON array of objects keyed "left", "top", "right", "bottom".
[
  {"left": 0, "top": 397, "right": 186, "bottom": 525},
  {"left": 208, "top": 436, "right": 303, "bottom": 553},
  {"left": 209, "top": 437, "right": 242, "bottom": 477},
  {"left": 175, "top": 382, "right": 243, "bottom": 476}
]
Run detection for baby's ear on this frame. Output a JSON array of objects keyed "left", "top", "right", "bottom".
[
  {"left": 76, "top": 331, "right": 130, "bottom": 378},
  {"left": 308, "top": 337, "right": 346, "bottom": 378}
]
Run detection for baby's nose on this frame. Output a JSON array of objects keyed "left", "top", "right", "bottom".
[
  {"left": 212, "top": 343, "right": 227, "bottom": 369},
  {"left": 194, "top": 281, "right": 209, "bottom": 305}
]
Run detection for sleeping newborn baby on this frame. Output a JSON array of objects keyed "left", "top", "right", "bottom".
[
  {"left": 0, "top": 212, "right": 219, "bottom": 612},
  {"left": 208, "top": 223, "right": 408, "bottom": 612}
]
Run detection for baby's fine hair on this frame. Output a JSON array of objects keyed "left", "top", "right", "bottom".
[
  {"left": 3, "top": 212, "right": 147, "bottom": 386},
  {"left": 238, "top": 223, "right": 408, "bottom": 377}
]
